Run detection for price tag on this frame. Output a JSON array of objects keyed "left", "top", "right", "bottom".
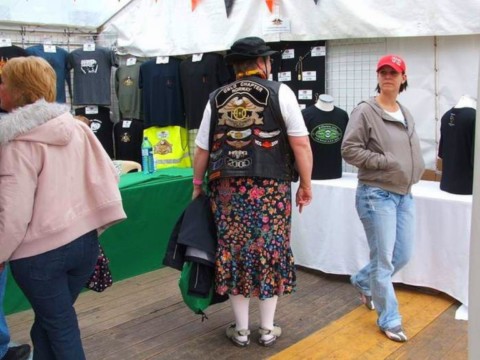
[
  {"left": 281, "top": 49, "right": 295, "bottom": 59},
  {"left": 311, "top": 46, "right": 326, "bottom": 57},
  {"left": 156, "top": 56, "right": 169, "bottom": 64},
  {"left": 85, "top": 105, "right": 99, "bottom": 115},
  {"left": 122, "top": 120, "right": 132, "bottom": 128},
  {"left": 278, "top": 71, "right": 292, "bottom": 82},
  {"left": 43, "top": 44, "right": 57, "bottom": 53},
  {"left": 298, "top": 89, "right": 313, "bottom": 100},
  {"left": 0, "top": 38, "right": 12, "bottom": 47},
  {"left": 192, "top": 53, "right": 203, "bottom": 62},
  {"left": 126, "top": 57, "right": 137, "bottom": 66},
  {"left": 299, "top": 104, "right": 307, "bottom": 110},
  {"left": 268, "top": 73, "right": 273, "bottom": 81},
  {"left": 302, "top": 71, "right": 317, "bottom": 81},
  {"left": 83, "top": 43, "right": 95, "bottom": 52}
]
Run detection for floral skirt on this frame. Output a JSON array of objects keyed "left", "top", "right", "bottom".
[{"left": 210, "top": 177, "right": 296, "bottom": 299}]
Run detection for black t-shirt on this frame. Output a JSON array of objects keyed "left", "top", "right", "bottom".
[
  {"left": 180, "top": 53, "right": 232, "bottom": 130},
  {"left": 113, "top": 119, "right": 144, "bottom": 164},
  {"left": 139, "top": 58, "right": 185, "bottom": 127},
  {"left": 438, "top": 107, "right": 476, "bottom": 195},
  {"left": 302, "top": 105, "right": 349, "bottom": 180},
  {"left": 75, "top": 106, "right": 114, "bottom": 158}
]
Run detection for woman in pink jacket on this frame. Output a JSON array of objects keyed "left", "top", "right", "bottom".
[{"left": 0, "top": 56, "right": 126, "bottom": 360}]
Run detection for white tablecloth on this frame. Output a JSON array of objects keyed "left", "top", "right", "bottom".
[{"left": 291, "top": 173, "right": 472, "bottom": 306}]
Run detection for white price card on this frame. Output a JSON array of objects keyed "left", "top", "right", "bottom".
[
  {"left": 298, "top": 89, "right": 313, "bottom": 100},
  {"left": 282, "top": 49, "right": 295, "bottom": 59},
  {"left": 83, "top": 43, "right": 95, "bottom": 52},
  {"left": 278, "top": 71, "right": 292, "bottom": 82},
  {"left": 156, "top": 56, "right": 169, "bottom": 64},
  {"left": 311, "top": 46, "right": 326, "bottom": 57},
  {"left": 299, "top": 104, "right": 307, "bottom": 110},
  {"left": 0, "top": 38, "right": 12, "bottom": 47},
  {"left": 126, "top": 57, "right": 137, "bottom": 66},
  {"left": 43, "top": 44, "right": 57, "bottom": 53},
  {"left": 192, "top": 53, "right": 203, "bottom": 62},
  {"left": 85, "top": 105, "right": 99, "bottom": 115},
  {"left": 268, "top": 73, "right": 273, "bottom": 81},
  {"left": 122, "top": 120, "right": 132, "bottom": 128},
  {"left": 302, "top": 71, "right": 317, "bottom": 81}
]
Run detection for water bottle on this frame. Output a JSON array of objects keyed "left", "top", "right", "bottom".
[{"left": 141, "top": 137, "right": 155, "bottom": 174}]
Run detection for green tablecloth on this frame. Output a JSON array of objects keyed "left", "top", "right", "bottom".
[{"left": 5, "top": 168, "right": 193, "bottom": 315}]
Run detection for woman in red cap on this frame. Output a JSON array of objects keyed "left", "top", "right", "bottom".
[{"left": 341, "top": 55, "right": 425, "bottom": 342}]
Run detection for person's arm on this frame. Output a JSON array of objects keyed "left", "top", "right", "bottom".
[
  {"left": 289, "top": 135, "right": 312, "bottom": 213},
  {"left": 192, "top": 102, "right": 212, "bottom": 199},
  {"left": 341, "top": 106, "right": 389, "bottom": 170},
  {"left": 0, "top": 146, "right": 37, "bottom": 263}
]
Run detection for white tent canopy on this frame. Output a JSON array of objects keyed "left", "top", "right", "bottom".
[{"left": 100, "top": 0, "right": 480, "bottom": 57}]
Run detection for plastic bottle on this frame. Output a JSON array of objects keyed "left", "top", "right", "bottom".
[{"left": 141, "top": 137, "right": 155, "bottom": 174}]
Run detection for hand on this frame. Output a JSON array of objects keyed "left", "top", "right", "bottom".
[
  {"left": 192, "top": 185, "right": 205, "bottom": 200},
  {"left": 295, "top": 185, "right": 312, "bottom": 213}
]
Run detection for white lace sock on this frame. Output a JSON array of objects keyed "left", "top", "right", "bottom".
[
  {"left": 259, "top": 296, "right": 278, "bottom": 341},
  {"left": 229, "top": 294, "right": 250, "bottom": 341}
]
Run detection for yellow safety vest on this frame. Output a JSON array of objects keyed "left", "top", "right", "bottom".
[{"left": 143, "top": 126, "right": 191, "bottom": 169}]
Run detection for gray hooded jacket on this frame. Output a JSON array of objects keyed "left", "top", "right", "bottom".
[{"left": 341, "top": 97, "right": 425, "bottom": 194}]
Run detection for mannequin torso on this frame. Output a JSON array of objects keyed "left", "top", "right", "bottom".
[
  {"left": 454, "top": 95, "right": 477, "bottom": 109},
  {"left": 315, "top": 94, "right": 334, "bottom": 112}
]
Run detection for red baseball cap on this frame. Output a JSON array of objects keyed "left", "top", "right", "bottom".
[{"left": 376, "top": 54, "right": 406, "bottom": 73}]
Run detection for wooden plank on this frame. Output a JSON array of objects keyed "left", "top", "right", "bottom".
[{"left": 269, "top": 288, "right": 455, "bottom": 360}]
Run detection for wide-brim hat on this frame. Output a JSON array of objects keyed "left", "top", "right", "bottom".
[{"left": 225, "top": 37, "right": 277, "bottom": 64}]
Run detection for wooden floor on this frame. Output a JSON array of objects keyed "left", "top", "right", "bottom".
[{"left": 7, "top": 267, "right": 468, "bottom": 359}]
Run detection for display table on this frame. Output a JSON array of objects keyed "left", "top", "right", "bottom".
[
  {"left": 291, "top": 173, "right": 472, "bottom": 306},
  {"left": 5, "top": 168, "right": 193, "bottom": 315}
]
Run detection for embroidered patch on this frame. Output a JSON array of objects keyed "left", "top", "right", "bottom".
[
  {"left": 254, "top": 139, "right": 279, "bottom": 148},
  {"left": 228, "top": 150, "right": 249, "bottom": 159},
  {"left": 211, "top": 158, "right": 224, "bottom": 170},
  {"left": 253, "top": 128, "right": 281, "bottom": 138},
  {"left": 226, "top": 157, "right": 252, "bottom": 168},
  {"left": 210, "top": 148, "right": 223, "bottom": 161},
  {"left": 226, "top": 139, "right": 252, "bottom": 149},
  {"left": 227, "top": 129, "right": 252, "bottom": 139}
]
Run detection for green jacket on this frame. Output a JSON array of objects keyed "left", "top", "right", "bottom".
[{"left": 341, "top": 97, "right": 425, "bottom": 194}]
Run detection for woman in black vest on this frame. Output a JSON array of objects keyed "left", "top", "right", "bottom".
[{"left": 192, "top": 37, "right": 312, "bottom": 347}]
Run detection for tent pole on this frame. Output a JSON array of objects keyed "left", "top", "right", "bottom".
[{"left": 468, "top": 50, "right": 480, "bottom": 360}]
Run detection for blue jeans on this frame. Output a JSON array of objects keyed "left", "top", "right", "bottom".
[
  {"left": 0, "top": 265, "right": 10, "bottom": 359},
  {"left": 10, "top": 231, "right": 99, "bottom": 360},
  {"left": 351, "top": 184, "right": 415, "bottom": 330}
]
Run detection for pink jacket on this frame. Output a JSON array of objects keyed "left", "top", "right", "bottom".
[{"left": 0, "top": 99, "right": 126, "bottom": 262}]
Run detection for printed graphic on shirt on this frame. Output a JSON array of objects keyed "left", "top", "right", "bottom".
[
  {"left": 311, "top": 123, "right": 343, "bottom": 144},
  {"left": 81, "top": 59, "right": 98, "bottom": 74}
]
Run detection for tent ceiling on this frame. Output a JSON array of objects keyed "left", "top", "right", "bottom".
[{"left": 0, "top": 0, "right": 133, "bottom": 29}]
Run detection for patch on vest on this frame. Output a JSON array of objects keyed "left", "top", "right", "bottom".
[
  {"left": 311, "top": 123, "right": 343, "bottom": 144},
  {"left": 215, "top": 80, "right": 270, "bottom": 128}
]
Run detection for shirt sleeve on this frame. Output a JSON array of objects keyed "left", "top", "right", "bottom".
[
  {"left": 278, "top": 84, "right": 309, "bottom": 136},
  {"left": 194, "top": 102, "right": 212, "bottom": 151}
]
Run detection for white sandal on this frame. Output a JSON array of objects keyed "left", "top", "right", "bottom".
[
  {"left": 226, "top": 324, "right": 250, "bottom": 347},
  {"left": 258, "top": 325, "right": 282, "bottom": 347}
]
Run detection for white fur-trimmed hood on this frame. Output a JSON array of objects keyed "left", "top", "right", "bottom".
[{"left": 0, "top": 99, "right": 71, "bottom": 145}]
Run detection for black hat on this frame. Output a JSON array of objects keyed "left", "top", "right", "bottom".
[{"left": 225, "top": 37, "right": 277, "bottom": 64}]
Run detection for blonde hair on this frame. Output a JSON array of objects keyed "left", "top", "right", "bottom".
[{"left": 2, "top": 56, "right": 56, "bottom": 107}]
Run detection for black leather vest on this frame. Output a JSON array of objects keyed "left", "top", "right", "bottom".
[{"left": 207, "top": 76, "right": 295, "bottom": 181}]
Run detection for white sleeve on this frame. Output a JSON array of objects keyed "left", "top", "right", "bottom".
[
  {"left": 194, "top": 102, "right": 212, "bottom": 151},
  {"left": 278, "top": 84, "right": 309, "bottom": 136}
]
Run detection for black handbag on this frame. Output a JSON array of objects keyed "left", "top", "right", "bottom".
[{"left": 85, "top": 244, "right": 113, "bottom": 292}]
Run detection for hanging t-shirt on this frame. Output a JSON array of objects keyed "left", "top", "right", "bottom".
[
  {"left": 180, "top": 53, "right": 232, "bottom": 130},
  {"left": 68, "top": 46, "right": 116, "bottom": 105},
  {"left": 143, "top": 125, "right": 191, "bottom": 169},
  {"left": 139, "top": 58, "right": 185, "bottom": 127},
  {"left": 115, "top": 60, "right": 145, "bottom": 120},
  {"left": 114, "top": 119, "right": 143, "bottom": 164},
  {"left": 26, "top": 44, "right": 70, "bottom": 103},
  {"left": 302, "top": 105, "right": 349, "bottom": 180},
  {"left": 438, "top": 107, "right": 476, "bottom": 195},
  {"left": 75, "top": 106, "right": 114, "bottom": 158}
]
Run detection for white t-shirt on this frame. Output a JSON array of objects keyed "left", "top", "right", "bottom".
[
  {"left": 385, "top": 109, "right": 405, "bottom": 125},
  {"left": 195, "top": 83, "right": 308, "bottom": 150}
]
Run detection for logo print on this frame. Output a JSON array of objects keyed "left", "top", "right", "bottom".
[
  {"left": 80, "top": 59, "right": 98, "bottom": 74},
  {"left": 311, "top": 124, "right": 343, "bottom": 144}
]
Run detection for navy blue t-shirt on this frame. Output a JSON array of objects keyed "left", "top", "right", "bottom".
[
  {"left": 139, "top": 58, "right": 185, "bottom": 127},
  {"left": 26, "top": 45, "right": 70, "bottom": 103}
]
